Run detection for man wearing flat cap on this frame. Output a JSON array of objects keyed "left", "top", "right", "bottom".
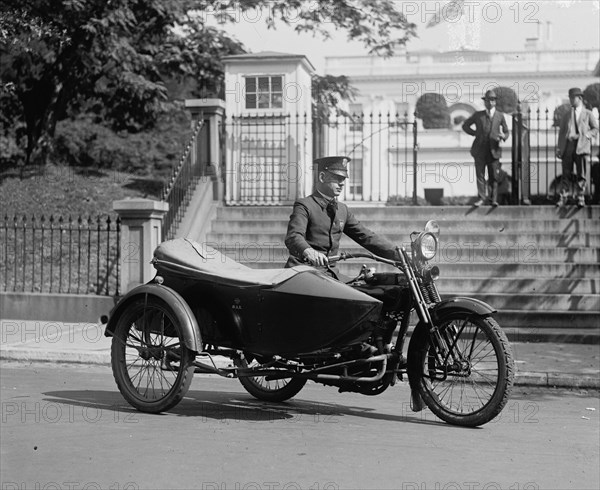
[
  {"left": 462, "top": 89, "right": 510, "bottom": 207},
  {"left": 284, "top": 156, "right": 397, "bottom": 271},
  {"left": 556, "top": 87, "right": 598, "bottom": 208}
]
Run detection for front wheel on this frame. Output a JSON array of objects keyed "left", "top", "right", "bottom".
[
  {"left": 235, "top": 357, "right": 307, "bottom": 402},
  {"left": 111, "top": 297, "right": 195, "bottom": 413},
  {"left": 408, "top": 314, "right": 514, "bottom": 427}
]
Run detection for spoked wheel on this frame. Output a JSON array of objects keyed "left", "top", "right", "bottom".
[
  {"left": 235, "top": 357, "right": 307, "bottom": 402},
  {"left": 111, "top": 297, "right": 195, "bottom": 413},
  {"left": 408, "top": 314, "right": 514, "bottom": 427}
]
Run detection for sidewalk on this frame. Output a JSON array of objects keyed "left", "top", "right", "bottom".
[{"left": 1, "top": 319, "right": 598, "bottom": 389}]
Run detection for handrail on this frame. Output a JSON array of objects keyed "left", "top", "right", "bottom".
[{"left": 161, "top": 119, "right": 205, "bottom": 239}]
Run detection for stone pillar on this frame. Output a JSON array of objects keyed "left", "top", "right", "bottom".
[
  {"left": 185, "top": 98, "right": 226, "bottom": 201},
  {"left": 113, "top": 199, "right": 169, "bottom": 293}
]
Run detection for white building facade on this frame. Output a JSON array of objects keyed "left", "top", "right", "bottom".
[{"left": 324, "top": 46, "right": 599, "bottom": 201}]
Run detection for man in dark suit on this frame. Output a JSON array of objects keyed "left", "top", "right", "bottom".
[
  {"left": 285, "top": 156, "right": 397, "bottom": 271},
  {"left": 462, "top": 89, "right": 510, "bottom": 207},
  {"left": 556, "top": 87, "right": 599, "bottom": 208}
]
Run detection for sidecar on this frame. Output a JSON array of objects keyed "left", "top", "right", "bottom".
[{"left": 147, "top": 238, "right": 383, "bottom": 356}]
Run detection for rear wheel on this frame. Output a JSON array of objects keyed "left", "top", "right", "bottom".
[
  {"left": 111, "top": 297, "right": 195, "bottom": 413},
  {"left": 408, "top": 314, "right": 514, "bottom": 427},
  {"left": 235, "top": 357, "right": 307, "bottom": 402}
]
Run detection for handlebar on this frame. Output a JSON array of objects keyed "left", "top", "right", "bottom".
[{"left": 328, "top": 249, "right": 403, "bottom": 267}]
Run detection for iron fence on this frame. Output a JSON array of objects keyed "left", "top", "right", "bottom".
[
  {"left": 313, "top": 111, "right": 418, "bottom": 204},
  {"left": 1, "top": 214, "right": 120, "bottom": 295},
  {"left": 514, "top": 106, "right": 600, "bottom": 200},
  {"left": 222, "top": 111, "right": 418, "bottom": 205},
  {"left": 223, "top": 113, "right": 312, "bottom": 205}
]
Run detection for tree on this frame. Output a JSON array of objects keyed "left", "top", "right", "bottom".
[
  {"left": 312, "top": 74, "right": 358, "bottom": 121},
  {"left": 416, "top": 93, "right": 450, "bottom": 129},
  {"left": 553, "top": 103, "right": 570, "bottom": 127},
  {"left": 494, "top": 86, "right": 519, "bottom": 114},
  {"left": 1, "top": 0, "right": 188, "bottom": 167},
  {"left": 583, "top": 83, "right": 600, "bottom": 110},
  {"left": 1, "top": 0, "right": 417, "bottom": 168}
]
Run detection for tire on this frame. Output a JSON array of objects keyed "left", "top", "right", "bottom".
[
  {"left": 111, "top": 297, "right": 195, "bottom": 413},
  {"left": 408, "top": 314, "right": 514, "bottom": 427},
  {"left": 235, "top": 358, "right": 307, "bottom": 402}
]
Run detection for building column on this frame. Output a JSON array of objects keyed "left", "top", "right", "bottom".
[
  {"left": 185, "top": 98, "right": 226, "bottom": 201},
  {"left": 113, "top": 199, "right": 169, "bottom": 293}
]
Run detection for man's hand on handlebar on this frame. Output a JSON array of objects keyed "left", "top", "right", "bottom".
[{"left": 302, "top": 248, "right": 329, "bottom": 267}]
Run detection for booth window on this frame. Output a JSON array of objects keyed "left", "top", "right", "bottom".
[{"left": 245, "top": 76, "right": 283, "bottom": 109}]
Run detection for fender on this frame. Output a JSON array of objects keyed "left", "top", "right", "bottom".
[
  {"left": 430, "top": 296, "right": 496, "bottom": 321},
  {"left": 103, "top": 283, "right": 202, "bottom": 352}
]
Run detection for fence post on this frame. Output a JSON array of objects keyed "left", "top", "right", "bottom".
[
  {"left": 113, "top": 199, "right": 168, "bottom": 293},
  {"left": 185, "top": 99, "right": 226, "bottom": 201},
  {"left": 412, "top": 111, "right": 419, "bottom": 205},
  {"left": 511, "top": 103, "right": 531, "bottom": 205}
]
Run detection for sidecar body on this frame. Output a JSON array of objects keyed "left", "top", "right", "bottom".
[{"left": 151, "top": 239, "right": 383, "bottom": 356}]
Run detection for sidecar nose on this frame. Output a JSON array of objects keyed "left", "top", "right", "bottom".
[{"left": 251, "top": 270, "right": 383, "bottom": 356}]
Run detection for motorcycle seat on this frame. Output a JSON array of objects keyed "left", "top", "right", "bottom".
[{"left": 153, "top": 238, "right": 313, "bottom": 286}]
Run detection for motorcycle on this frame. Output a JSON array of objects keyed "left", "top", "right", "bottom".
[{"left": 103, "top": 221, "right": 514, "bottom": 427}]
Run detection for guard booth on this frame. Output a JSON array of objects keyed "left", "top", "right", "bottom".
[
  {"left": 222, "top": 52, "right": 315, "bottom": 205},
  {"left": 511, "top": 107, "right": 531, "bottom": 205}
]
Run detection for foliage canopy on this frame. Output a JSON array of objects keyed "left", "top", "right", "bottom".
[{"left": 0, "top": 0, "right": 416, "bottom": 168}]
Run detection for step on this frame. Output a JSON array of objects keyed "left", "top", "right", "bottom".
[
  {"left": 436, "top": 277, "right": 600, "bottom": 295},
  {"left": 206, "top": 231, "right": 600, "bottom": 248},
  {"left": 217, "top": 204, "right": 600, "bottom": 220},
  {"left": 210, "top": 218, "right": 600, "bottom": 234},
  {"left": 443, "top": 292, "right": 600, "bottom": 312},
  {"left": 383, "top": 308, "right": 598, "bottom": 333},
  {"left": 210, "top": 243, "right": 600, "bottom": 264},
  {"left": 496, "top": 310, "right": 600, "bottom": 331},
  {"left": 221, "top": 259, "right": 599, "bottom": 279},
  {"left": 503, "top": 328, "right": 599, "bottom": 344}
]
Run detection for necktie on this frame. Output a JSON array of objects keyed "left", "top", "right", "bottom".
[
  {"left": 326, "top": 199, "right": 338, "bottom": 219},
  {"left": 573, "top": 109, "right": 579, "bottom": 135}
]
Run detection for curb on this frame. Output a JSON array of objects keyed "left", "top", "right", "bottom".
[
  {"left": 0, "top": 348, "right": 110, "bottom": 365},
  {"left": 2, "top": 349, "right": 598, "bottom": 390},
  {"left": 515, "top": 371, "right": 600, "bottom": 389}
]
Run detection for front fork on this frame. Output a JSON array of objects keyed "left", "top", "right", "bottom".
[{"left": 396, "top": 247, "right": 462, "bottom": 368}]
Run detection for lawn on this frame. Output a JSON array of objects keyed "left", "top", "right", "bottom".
[{"left": 0, "top": 164, "right": 171, "bottom": 295}]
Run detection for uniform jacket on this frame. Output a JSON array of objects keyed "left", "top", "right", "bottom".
[
  {"left": 462, "top": 109, "right": 509, "bottom": 160},
  {"left": 557, "top": 107, "right": 599, "bottom": 157},
  {"left": 284, "top": 193, "right": 397, "bottom": 266}
]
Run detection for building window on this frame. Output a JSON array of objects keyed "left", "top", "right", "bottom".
[
  {"left": 348, "top": 158, "right": 363, "bottom": 196},
  {"left": 245, "top": 76, "right": 283, "bottom": 109}
]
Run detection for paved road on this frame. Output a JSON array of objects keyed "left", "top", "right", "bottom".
[{"left": 1, "top": 362, "right": 599, "bottom": 490}]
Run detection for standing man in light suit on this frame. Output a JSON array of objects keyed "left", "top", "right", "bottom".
[
  {"left": 462, "top": 89, "right": 510, "bottom": 207},
  {"left": 556, "top": 87, "right": 599, "bottom": 208}
]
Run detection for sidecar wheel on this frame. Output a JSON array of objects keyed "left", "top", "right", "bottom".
[
  {"left": 235, "top": 358, "right": 307, "bottom": 402},
  {"left": 111, "top": 297, "right": 195, "bottom": 413},
  {"left": 408, "top": 314, "right": 514, "bottom": 427}
]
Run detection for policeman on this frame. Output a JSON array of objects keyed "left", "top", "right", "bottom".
[{"left": 284, "top": 156, "right": 398, "bottom": 271}]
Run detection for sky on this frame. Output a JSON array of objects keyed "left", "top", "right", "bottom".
[{"left": 207, "top": 0, "right": 600, "bottom": 72}]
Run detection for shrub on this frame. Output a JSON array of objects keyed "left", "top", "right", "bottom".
[
  {"left": 0, "top": 131, "right": 26, "bottom": 169},
  {"left": 553, "top": 103, "right": 571, "bottom": 127},
  {"left": 53, "top": 108, "right": 191, "bottom": 177},
  {"left": 416, "top": 93, "right": 450, "bottom": 129},
  {"left": 494, "top": 86, "right": 519, "bottom": 114},
  {"left": 583, "top": 83, "right": 600, "bottom": 110}
]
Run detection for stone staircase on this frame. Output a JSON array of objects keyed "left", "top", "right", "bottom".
[{"left": 195, "top": 205, "right": 600, "bottom": 343}]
